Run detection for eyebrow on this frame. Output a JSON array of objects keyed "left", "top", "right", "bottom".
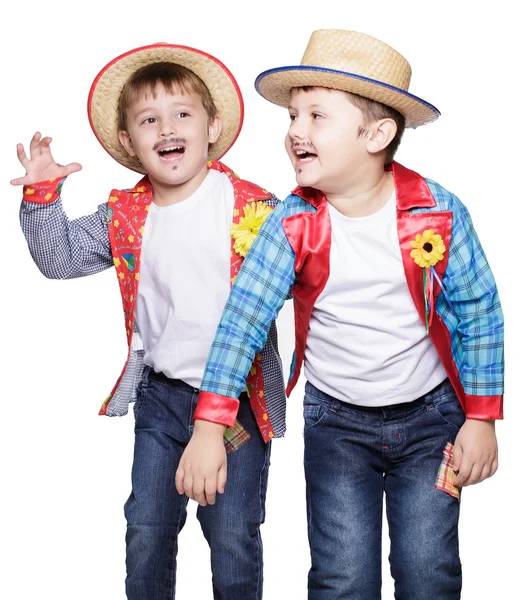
[
  {"left": 132, "top": 101, "right": 197, "bottom": 119},
  {"left": 288, "top": 103, "right": 326, "bottom": 111}
]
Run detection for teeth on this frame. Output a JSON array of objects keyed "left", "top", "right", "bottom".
[
  {"left": 296, "top": 150, "right": 306, "bottom": 155},
  {"left": 160, "top": 146, "right": 183, "bottom": 152}
]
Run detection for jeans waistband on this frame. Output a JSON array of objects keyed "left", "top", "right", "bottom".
[
  {"left": 306, "top": 378, "right": 450, "bottom": 416},
  {"left": 147, "top": 367, "right": 198, "bottom": 392}
]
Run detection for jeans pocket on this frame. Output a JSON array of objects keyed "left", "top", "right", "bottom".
[
  {"left": 428, "top": 389, "right": 466, "bottom": 431},
  {"left": 303, "top": 394, "right": 328, "bottom": 433}
]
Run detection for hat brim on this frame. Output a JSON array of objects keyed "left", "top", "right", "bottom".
[
  {"left": 255, "top": 66, "right": 439, "bottom": 128},
  {"left": 88, "top": 44, "right": 244, "bottom": 173}
]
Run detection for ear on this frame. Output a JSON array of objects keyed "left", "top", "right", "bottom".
[
  {"left": 208, "top": 114, "right": 223, "bottom": 144},
  {"left": 366, "top": 118, "right": 397, "bottom": 155},
  {"left": 118, "top": 130, "right": 137, "bottom": 157}
]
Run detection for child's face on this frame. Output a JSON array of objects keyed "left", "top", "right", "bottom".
[
  {"left": 119, "top": 83, "right": 221, "bottom": 196},
  {"left": 285, "top": 87, "right": 368, "bottom": 194}
]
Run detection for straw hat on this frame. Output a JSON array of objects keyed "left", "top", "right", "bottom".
[
  {"left": 255, "top": 29, "right": 439, "bottom": 128},
  {"left": 88, "top": 43, "right": 244, "bottom": 173}
]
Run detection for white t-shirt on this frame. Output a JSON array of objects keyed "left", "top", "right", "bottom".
[
  {"left": 135, "top": 169, "right": 235, "bottom": 388},
  {"left": 304, "top": 191, "right": 447, "bottom": 406}
]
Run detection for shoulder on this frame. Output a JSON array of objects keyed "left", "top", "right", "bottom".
[{"left": 425, "top": 178, "right": 469, "bottom": 217}]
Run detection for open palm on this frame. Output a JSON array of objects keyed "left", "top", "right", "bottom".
[{"left": 11, "top": 131, "right": 82, "bottom": 186}]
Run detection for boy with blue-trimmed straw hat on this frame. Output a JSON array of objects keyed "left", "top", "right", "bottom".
[
  {"left": 177, "top": 29, "right": 504, "bottom": 598},
  {"left": 13, "top": 42, "right": 287, "bottom": 599}
]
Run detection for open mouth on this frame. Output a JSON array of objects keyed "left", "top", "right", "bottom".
[
  {"left": 294, "top": 148, "right": 317, "bottom": 163},
  {"left": 157, "top": 146, "right": 186, "bottom": 160}
]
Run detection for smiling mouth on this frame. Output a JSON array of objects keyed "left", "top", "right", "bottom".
[
  {"left": 294, "top": 149, "right": 317, "bottom": 163},
  {"left": 158, "top": 146, "right": 186, "bottom": 159}
]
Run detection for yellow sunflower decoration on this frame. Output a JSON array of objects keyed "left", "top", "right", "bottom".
[
  {"left": 231, "top": 202, "right": 273, "bottom": 258},
  {"left": 410, "top": 229, "right": 446, "bottom": 268},
  {"left": 410, "top": 229, "right": 446, "bottom": 333}
]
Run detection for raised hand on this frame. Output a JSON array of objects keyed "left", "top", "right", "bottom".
[{"left": 10, "top": 132, "right": 82, "bottom": 186}]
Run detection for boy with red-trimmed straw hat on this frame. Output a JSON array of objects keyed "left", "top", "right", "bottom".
[
  {"left": 13, "top": 43, "right": 286, "bottom": 599},
  {"left": 178, "top": 29, "right": 504, "bottom": 598}
]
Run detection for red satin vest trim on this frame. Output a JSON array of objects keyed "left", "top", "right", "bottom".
[
  {"left": 464, "top": 394, "right": 503, "bottom": 420},
  {"left": 284, "top": 162, "right": 471, "bottom": 411},
  {"left": 282, "top": 193, "right": 331, "bottom": 396},
  {"left": 194, "top": 392, "right": 241, "bottom": 427}
]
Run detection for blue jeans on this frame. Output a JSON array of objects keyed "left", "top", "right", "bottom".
[
  {"left": 125, "top": 367, "right": 271, "bottom": 600},
  {"left": 303, "top": 378, "right": 464, "bottom": 600}
]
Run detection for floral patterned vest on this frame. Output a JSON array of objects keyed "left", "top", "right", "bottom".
[{"left": 100, "top": 160, "right": 276, "bottom": 441}]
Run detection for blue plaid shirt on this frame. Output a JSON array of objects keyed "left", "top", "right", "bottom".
[{"left": 200, "top": 176, "right": 504, "bottom": 414}]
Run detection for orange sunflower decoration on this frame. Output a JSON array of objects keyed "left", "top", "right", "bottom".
[{"left": 410, "top": 229, "right": 446, "bottom": 332}]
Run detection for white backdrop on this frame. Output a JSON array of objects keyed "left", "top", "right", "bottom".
[{"left": 2, "top": 1, "right": 518, "bottom": 598}]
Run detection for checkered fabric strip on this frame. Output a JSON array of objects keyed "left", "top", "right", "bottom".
[
  {"left": 20, "top": 185, "right": 113, "bottom": 279},
  {"left": 417, "top": 180, "right": 504, "bottom": 398},
  {"left": 224, "top": 420, "right": 251, "bottom": 453},
  {"left": 435, "top": 441, "right": 460, "bottom": 500},
  {"left": 201, "top": 196, "right": 310, "bottom": 400}
]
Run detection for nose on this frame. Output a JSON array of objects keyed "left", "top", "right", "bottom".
[
  {"left": 160, "top": 120, "right": 176, "bottom": 137},
  {"left": 288, "top": 117, "right": 306, "bottom": 142}
]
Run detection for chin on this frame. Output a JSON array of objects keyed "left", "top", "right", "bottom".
[{"left": 295, "top": 172, "right": 318, "bottom": 189}]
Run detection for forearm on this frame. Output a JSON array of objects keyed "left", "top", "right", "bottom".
[
  {"left": 196, "top": 204, "right": 296, "bottom": 425},
  {"left": 20, "top": 178, "right": 113, "bottom": 279}
]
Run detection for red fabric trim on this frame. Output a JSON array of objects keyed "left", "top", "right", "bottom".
[
  {"left": 464, "top": 395, "right": 503, "bottom": 420},
  {"left": 194, "top": 392, "right": 240, "bottom": 427},
  {"left": 23, "top": 178, "right": 65, "bottom": 204},
  {"left": 397, "top": 210, "right": 453, "bottom": 322},
  {"left": 391, "top": 162, "right": 437, "bottom": 210},
  {"left": 282, "top": 197, "right": 331, "bottom": 395}
]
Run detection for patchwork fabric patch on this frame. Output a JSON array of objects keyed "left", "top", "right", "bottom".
[
  {"left": 435, "top": 441, "right": 460, "bottom": 500},
  {"left": 224, "top": 420, "right": 251, "bottom": 454}
]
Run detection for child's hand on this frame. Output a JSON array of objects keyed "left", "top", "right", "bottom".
[
  {"left": 453, "top": 419, "right": 498, "bottom": 487},
  {"left": 10, "top": 131, "right": 82, "bottom": 186},
  {"left": 175, "top": 420, "right": 227, "bottom": 506}
]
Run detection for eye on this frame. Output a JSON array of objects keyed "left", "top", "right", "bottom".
[
  {"left": 312, "top": 113, "right": 324, "bottom": 120},
  {"left": 177, "top": 112, "right": 190, "bottom": 118},
  {"left": 142, "top": 117, "right": 157, "bottom": 125},
  {"left": 289, "top": 113, "right": 297, "bottom": 121}
]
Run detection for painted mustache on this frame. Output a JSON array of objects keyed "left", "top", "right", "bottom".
[{"left": 153, "top": 138, "right": 187, "bottom": 151}]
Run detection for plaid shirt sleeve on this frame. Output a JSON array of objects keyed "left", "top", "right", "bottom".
[
  {"left": 195, "top": 201, "right": 296, "bottom": 426},
  {"left": 20, "top": 177, "right": 113, "bottom": 279},
  {"left": 440, "top": 196, "right": 504, "bottom": 418}
]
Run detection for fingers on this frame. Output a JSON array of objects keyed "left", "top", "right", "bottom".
[
  {"left": 193, "top": 478, "right": 208, "bottom": 507},
  {"left": 10, "top": 175, "right": 30, "bottom": 186},
  {"left": 452, "top": 441, "right": 462, "bottom": 473},
  {"left": 29, "top": 131, "right": 42, "bottom": 158},
  {"left": 454, "top": 454, "right": 498, "bottom": 487},
  {"left": 175, "top": 465, "right": 225, "bottom": 506},
  {"left": 63, "top": 162, "right": 83, "bottom": 176},
  {"left": 15, "top": 142, "right": 29, "bottom": 169},
  {"left": 175, "top": 461, "right": 185, "bottom": 495},
  {"left": 217, "top": 462, "right": 227, "bottom": 495},
  {"left": 453, "top": 457, "right": 472, "bottom": 487},
  {"left": 204, "top": 475, "right": 218, "bottom": 506}
]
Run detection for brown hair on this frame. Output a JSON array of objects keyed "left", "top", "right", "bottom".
[
  {"left": 298, "top": 87, "right": 405, "bottom": 165},
  {"left": 118, "top": 62, "right": 218, "bottom": 131}
]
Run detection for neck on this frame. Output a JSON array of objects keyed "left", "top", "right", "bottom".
[
  {"left": 324, "top": 162, "right": 394, "bottom": 218},
  {"left": 150, "top": 166, "right": 209, "bottom": 207}
]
